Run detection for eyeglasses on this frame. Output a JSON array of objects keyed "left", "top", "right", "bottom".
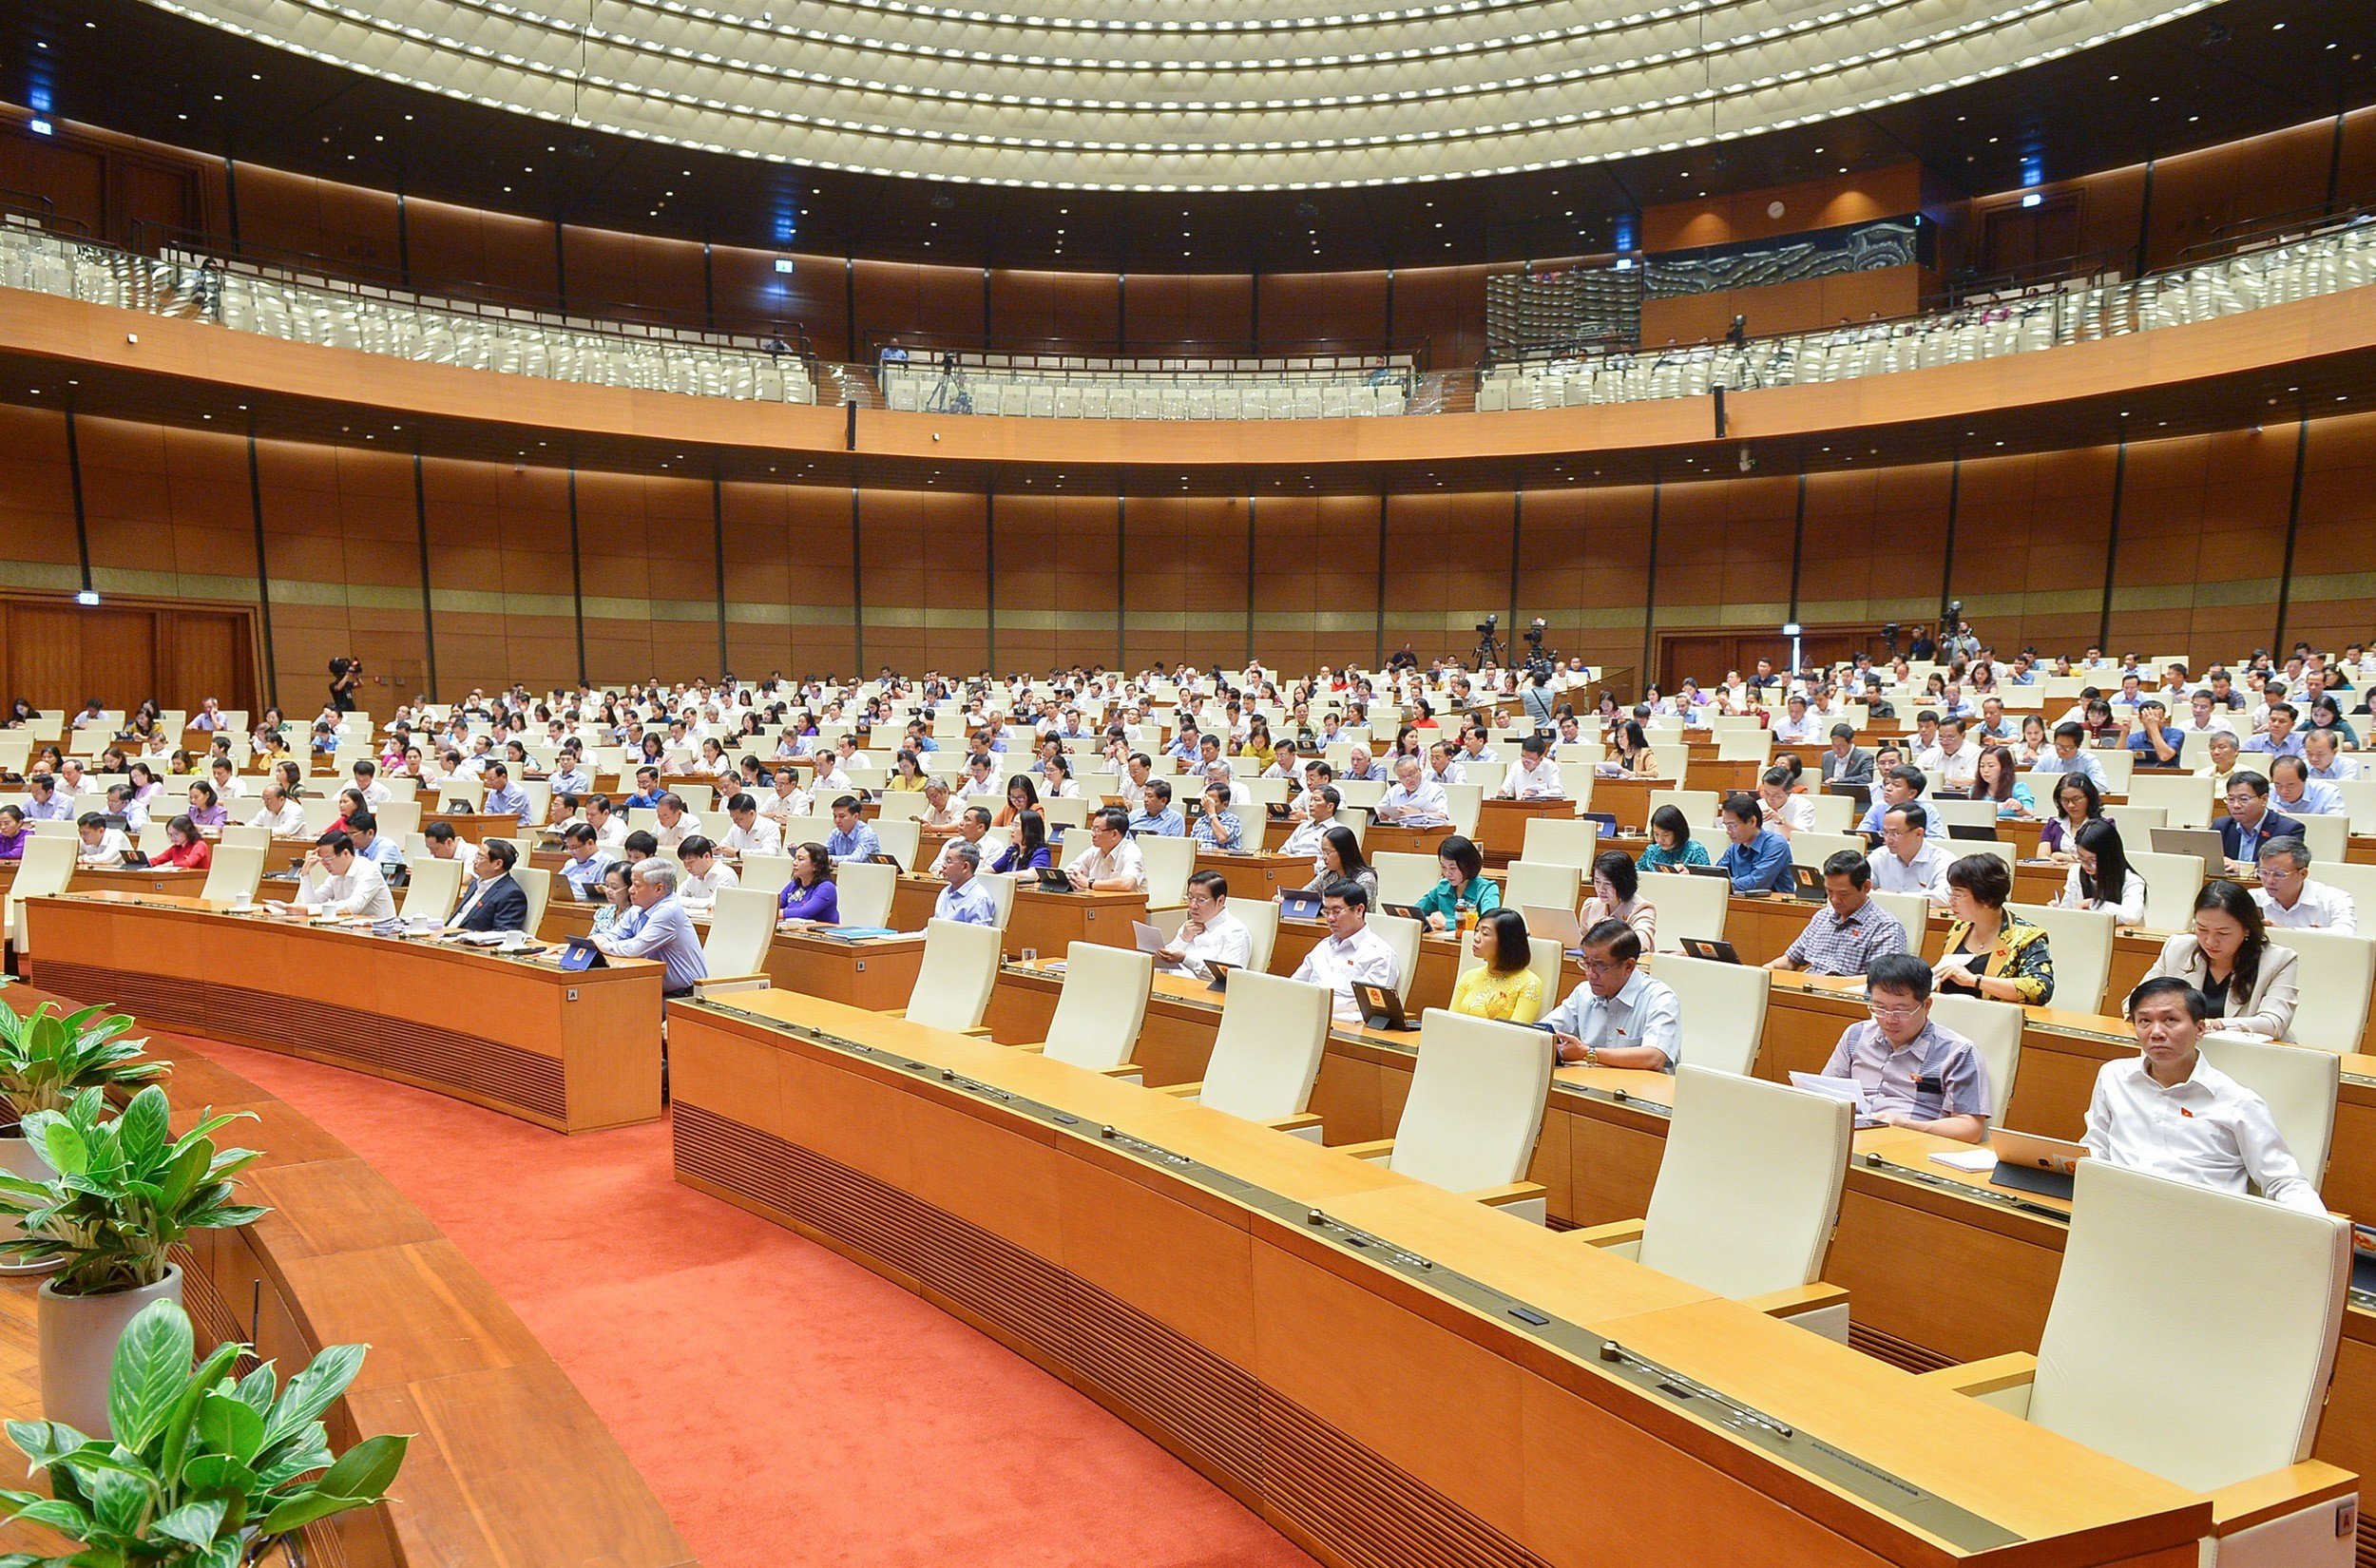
[
  {"left": 1579, "top": 959, "right": 1625, "bottom": 976},
  {"left": 1867, "top": 1003, "right": 1923, "bottom": 1020}
]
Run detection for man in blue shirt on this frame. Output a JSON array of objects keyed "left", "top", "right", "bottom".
[
  {"left": 929, "top": 839, "right": 1001, "bottom": 927},
  {"left": 825, "top": 795, "right": 883, "bottom": 865},
  {"left": 2028, "top": 723, "right": 2108, "bottom": 788},
  {"left": 2122, "top": 698, "right": 2186, "bottom": 765},
  {"left": 548, "top": 746, "right": 593, "bottom": 795},
  {"left": 2243, "top": 702, "right": 2308, "bottom": 760},
  {"left": 1715, "top": 792, "right": 1793, "bottom": 894},
  {"left": 22, "top": 774, "right": 72, "bottom": 822},
  {"left": 481, "top": 761, "right": 532, "bottom": 826},
  {"left": 593, "top": 858, "right": 708, "bottom": 998},
  {"left": 1128, "top": 778, "right": 1186, "bottom": 837},
  {"left": 348, "top": 812, "right": 406, "bottom": 873},
  {"left": 1855, "top": 764, "right": 1927, "bottom": 837},
  {"left": 623, "top": 766, "right": 667, "bottom": 810},
  {"left": 557, "top": 822, "right": 609, "bottom": 893}
]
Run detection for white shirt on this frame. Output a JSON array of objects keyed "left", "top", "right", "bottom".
[
  {"left": 2255, "top": 879, "right": 2357, "bottom": 935},
  {"left": 1376, "top": 779, "right": 1450, "bottom": 827},
  {"left": 2083, "top": 1054, "right": 2325, "bottom": 1214},
  {"left": 1772, "top": 713, "right": 1820, "bottom": 744},
  {"left": 761, "top": 786, "right": 814, "bottom": 824},
  {"left": 678, "top": 862, "right": 738, "bottom": 912},
  {"left": 2056, "top": 862, "right": 2145, "bottom": 926},
  {"left": 1290, "top": 924, "right": 1400, "bottom": 1023},
  {"left": 1914, "top": 741, "right": 1979, "bottom": 790},
  {"left": 1161, "top": 908, "right": 1253, "bottom": 983},
  {"left": 1066, "top": 836, "right": 1146, "bottom": 891},
  {"left": 1761, "top": 794, "right": 1814, "bottom": 834},
  {"left": 1279, "top": 814, "right": 1337, "bottom": 861},
  {"left": 1868, "top": 840, "right": 1952, "bottom": 902},
  {"left": 721, "top": 817, "right": 782, "bottom": 857},
  {"left": 76, "top": 829, "right": 132, "bottom": 867},
  {"left": 211, "top": 774, "right": 249, "bottom": 800},
  {"left": 654, "top": 812, "right": 702, "bottom": 850},
  {"left": 1497, "top": 757, "right": 1563, "bottom": 800},
  {"left": 295, "top": 855, "right": 396, "bottom": 920},
  {"left": 357, "top": 779, "right": 393, "bottom": 806},
  {"left": 248, "top": 800, "right": 306, "bottom": 835}
]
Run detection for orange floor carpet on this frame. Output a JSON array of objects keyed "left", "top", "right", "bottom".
[{"left": 186, "top": 1039, "right": 1313, "bottom": 1568}]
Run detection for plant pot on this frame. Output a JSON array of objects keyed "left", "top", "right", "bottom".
[
  {"left": 37, "top": 1265, "right": 182, "bottom": 1437},
  {"left": 0, "top": 1132, "right": 59, "bottom": 1275}
]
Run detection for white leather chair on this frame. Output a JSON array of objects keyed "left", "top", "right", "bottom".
[
  {"left": 1787, "top": 830, "right": 1865, "bottom": 870},
  {"left": 892, "top": 918, "right": 1004, "bottom": 1034},
  {"left": 1654, "top": 952, "right": 1769, "bottom": 1077},
  {"left": 2292, "top": 812, "right": 2348, "bottom": 866},
  {"left": 219, "top": 824, "right": 273, "bottom": 851},
  {"left": 1155, "top": 970, "right": 1332, "bottom": 1138},
  {"left": 1921, "top": 1161, "right": 2353, "bottom": 1568},
  {"left": 1574, "top": 1066, "right": 1851, "bottom": 1339},
  {"left": 396, "top": 855, "right": 465, "bottom": 922},
  {"left": 199, "top": 843, "right": 266, "bottom": 906},
  {"left": 1372, "top": 851, "right": 1439, "bottom": 908},
  {"left": 1645, "top": 788, "right": 1719, "bottom": 827},
  {"left": 834, "top": 861, "right": 898, "bottom": 928},
  {"left": 1520, "top": 817, "right": 1601, "bottom": 870},
  {"left": 2101, "top": 803, "right": 2167, "bottom": 838},
  {"left": 1371, "top": 911, "right": 1424, "bottom": 1004},
  {"left": 1018, "top": 942, "right": 1154, "bottom": 1073},
  {"left": 5, "top": 835, "right": 77, "bottom": 953},
  {"left": 2266, "top": 928, "right": 2376, "bottom": 1053},
  {"left": 1928, "top": 797, "right": 1999, "bottom": 832},
  {"left": 1232, "top": 895, "right": 1279, "bottom": 973},
  {"left": 738, "top": 853, "right": 799, "bottom": 897},
  {"left": 1139, "top": 834, "right": 1197, "bottom": 908},
  {"left": 2198, "top": 1034, "right": 2339, "bottom": 1194},
  {"left": 1336, "top": 1010, "right": 1553, "bottom": 1221},
  {"left": 682, "top": 886, "right": 773, "bottom": 998},
  {"left": 1637, "top": 872, "right": 1728, "bottom": 952},
  {"left": 515, "top": 867, "right": 551, "bottom": 937},
  {"left": 1501, "top": 860, "right": 1580, "bottom": 917},
  {"left": 1927, "top": 993, "right": 2022, "bottom": 1124},
  {"left": 2007, "top": 902, "right": 2116, "bottom": 1014},
  {"left": 1868, "top": 889, "right": 1931, "bottom": 943},
  {"left": 872, "top": 816, "right": 923, "bottom": 871},
  {"left": 1441, "top": 783, "right": 1485, "bottom": 840},
  {"left": 2127, "top": 849, "right": 2205, "bottom": 933}
]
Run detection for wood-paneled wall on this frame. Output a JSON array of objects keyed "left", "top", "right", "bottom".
[{"left": 0, "top": 402, "right": 2366, "bottom": 703}]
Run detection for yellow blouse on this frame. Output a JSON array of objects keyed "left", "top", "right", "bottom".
[{"left": 1449, "top": 965, "right": 1544, "bottom": 1023}]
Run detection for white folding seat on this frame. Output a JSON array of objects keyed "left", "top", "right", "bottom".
[
  {"left": 1337, "top": 1010, "right": 1555, "bottom": 1221},
  {"left": 891, "top": 919, "right": 1004, "bottom": 1033},
  {"left": 1153, "top": 970, "right": 1332, "bottom": 1137}
]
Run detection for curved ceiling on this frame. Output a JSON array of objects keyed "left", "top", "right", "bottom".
[{"left": 144, "top": 0, "right": 2222, "bottom": 190}]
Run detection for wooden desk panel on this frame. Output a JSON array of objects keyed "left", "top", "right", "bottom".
[
  {"left": 1473, "top": 798, "right": 1573, "bottom": 861},
  {"left": 671, "top": 988, "right": 2206, "bottom": 1568},
  {"left": 890, "top": 876, "right": 1146, "bottom": 960},
  {"left": 420, "top": 811, "right": 522, "bottom": 843},
  {"left": 1191, "top": 850, "right": 1310, "bottom": 897},
  {"left": 0, "top": 984, "right": 692, "bottom": 1568},
  {"left": 19, "top": 894, "right": 664, "bottom": 1133}
]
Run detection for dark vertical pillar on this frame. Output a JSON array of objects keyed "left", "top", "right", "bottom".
[
  {"left": 565, "top": 468, "right": 587, "bottom": 685},
  {"left": 2273, "top": 421, "right": 2311, "bottom": 649},
  {"left": 2097, "top": 444, "right": 2129, "bottom": 652},
  {"left": 245, "top": 434, "right": 279, "bottom": 708},
  {"left": 412, "top": 453, "right": 438, "bottom": 700}
]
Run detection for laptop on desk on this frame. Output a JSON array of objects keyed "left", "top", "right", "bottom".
[
  {"left": 1945, "top": 823, "right": 2001, "bottom": 841},
  {"left": 2151, "top": 827, "right": 2227, "bottom": 878},
  {"left": 1521, "top": 902, "right": 1584, "bottom": 951},
  {"left": 1678, "top": 937, "right": 1742, "bottom": 965},
  {"left": 1034, "top": 867, "right": 1076, "bottom": 893}
]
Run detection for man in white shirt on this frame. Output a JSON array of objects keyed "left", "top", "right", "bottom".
[
  {"left": 584, "top": 798, "right": 632, "bottom": 855},
  {"left": 1156, "top": 871, "right": 1254, "bottom": 983},
  {"left": 719, "top": 794, "right": 783, "bottom": 858},
  {"left": 2176, "top": 690, "right": 2235, "bottom": 737},
  {"left": 2083, "top": 977, "right": 2325, "bottom": 1214},
  {"left": 760, "top": 773, "right": 814, "bottom": 828},
  {"left": 1771, "top": 695, "right": 1820, "bottom": 745},
  {"left": 1914, "top": 717, "right": 1980, "bottom": 792},
  {"left": 1279, "top": 786, "right": 1344, "bottom": 866},
  {"left": 653, "top": 794, "right": 702, "bottom": 850},
  {"left": 1288, "top": 881, "right": 1400, "bottom": 1024},
  {"left": 247, "top": 784, "right": 306, "bottom": 836},
  {"left": 1375, "top": 757, "right": 1451, "bottom": 828},
  {"left": 2252, "top": 837, "right": 2356, "bottom": 934},
  {"left": 1064, "top": 809, "right": 1146, "bottom": 892},
  {"left": 285, "top": 830, "right": 396, "bottom": 920},
  {"left": 1539, "top": 920, "right": 1681, "bottom": 1070},
  {"left": 351, "top": 759, "right": 393, "bottom": 807},
  {"left": 1204, "top": 758, "right": 1251, "bottom": 810},
  {"left": 2303, "top": 728, "right": 2360, "bottom": 783},
  {"left": 208, "top": 759, "right": 249, "bottom": 802},
  {"left": 1495, "top": 736, "right": 1563, "bottom": 800},
  {"left": 1868, "top": 803, "right": 1952, "bottom": 903},
  {"left": 674, "top": 836, "right": 739, "bottom": 913},
  {"left": 73, "top": 813, "right": 132, "bottom": 868},
  {"left": 1423, "top": 741, "right": 1466, "bottom": 788}
]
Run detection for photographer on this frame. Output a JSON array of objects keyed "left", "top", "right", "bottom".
[{"left": 328, "top": 656, "right": 362, "bottom": 714}]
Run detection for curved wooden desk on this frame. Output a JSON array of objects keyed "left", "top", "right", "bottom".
[
  {"left": 18, "top": 893, "right": 664, "bottom": 1134},
  {"left": 0, "top": 981, "right": 692, "bottom": 1568},
  {"left": 669, "top": 988, "right": 2211, "bottom": 1568}
]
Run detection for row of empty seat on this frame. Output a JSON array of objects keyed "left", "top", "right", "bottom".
[
  {"left": 0, "top": 220, "right": 817, "bottom": 405},
  {"left": 882, "top": 367, "right": 1408, "bottom": 418},
  {"left": 1480, "top": 217, "right": 2376, "bottom": 410}
]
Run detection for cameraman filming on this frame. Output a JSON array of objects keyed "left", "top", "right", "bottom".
[{"left": 328, "top": 656, "right": 362, "bottom": 714}]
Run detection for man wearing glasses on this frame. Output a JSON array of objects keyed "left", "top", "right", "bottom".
[
  {"left": 1817, "top": 951, "right": 1992, "bottom": 1144},
  {"left": 1541, "top": 920, "right": 1681, "bottom": 1071}
]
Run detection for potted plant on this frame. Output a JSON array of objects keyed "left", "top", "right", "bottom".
[
  {"left": 0, "top": 1085, "right": 266, "bottom": 1436},
  {"left": 0, "top": 1296, "right": 408, "bottom": 1567},
  {"left": 0, "top": 1002, "right": 169, "bottom": 1276}
]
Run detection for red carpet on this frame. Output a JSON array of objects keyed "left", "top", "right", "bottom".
[{"left": 184, "top": 1039, "right": 1313, "bottom": 1568}]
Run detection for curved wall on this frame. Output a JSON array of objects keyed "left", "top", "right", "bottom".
[{"left": 0, "top": 398, "right": 2367, "bottom": 709}]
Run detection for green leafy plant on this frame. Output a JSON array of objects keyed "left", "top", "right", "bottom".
[
  {"left": 0, "top": 1004, "right": 168, "bottom": 1131},
  {"left": 0, "top": 1087, "right": 266, "bottom": 1296},
  {"left": 0, "top": 1296, "right": 408, "bottom": 1568}
]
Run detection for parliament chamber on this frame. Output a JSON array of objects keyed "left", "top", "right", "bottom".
[{"left": 5, "top": 2, "right": 2376, "bottom": 1565}]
